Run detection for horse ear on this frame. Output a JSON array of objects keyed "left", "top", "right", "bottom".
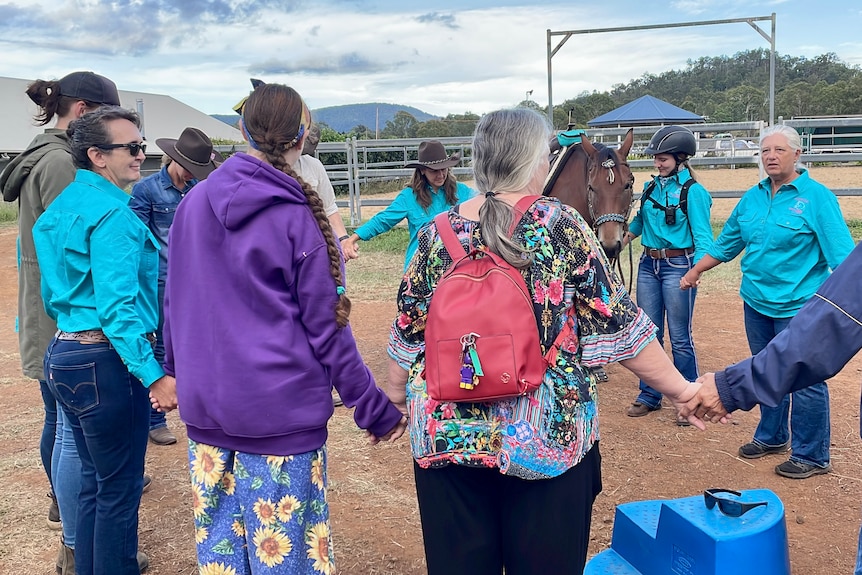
[
  {"left": 580, "top": 134, "right": 597, "bottom": 156},
  {"left": 618, "top": 128, "right": 634, "bottom": 158}
]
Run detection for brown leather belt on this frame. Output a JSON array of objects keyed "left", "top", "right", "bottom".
[
  {"left": 57, "top": 329, "right": 157, "bottom": 345},
  {"left": 643, "top": 247, "right": 694, "bottom": 259}
]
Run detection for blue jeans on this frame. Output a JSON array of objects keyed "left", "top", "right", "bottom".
[
  {"left": 634, "top": 253, "right": 699, "bottom": 408},
  {"left": 743, "top": 304, "right": 831, "bottom": 468},
  {"left": 52, "top": 406, "right": 81, "bottom": 548},
  {"left": 39, "top": 379, "right": 57, "bottom": 488},
  {"left": 45, "top": 338, "right": 149, "bottom": 575},
  {"left": 856, "top": 521, "right": 862, "bottom": 575},
  {"left": 150, "top": 280, "right": 167, "bottom": 431}
]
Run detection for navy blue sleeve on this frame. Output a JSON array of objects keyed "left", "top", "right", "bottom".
[{"left": 716, "top": 241, "right": 862, "bottom": 413}]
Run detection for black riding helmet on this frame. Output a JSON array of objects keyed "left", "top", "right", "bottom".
[{"left": 644, "top": 125, "right": 697, "bottom": 158}]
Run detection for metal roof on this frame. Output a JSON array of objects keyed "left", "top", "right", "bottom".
[{"left": 0, "top": 76, "right": 243, "bottom": 154}]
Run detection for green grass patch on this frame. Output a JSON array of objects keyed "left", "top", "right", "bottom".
[
  {"left": 0, "top": 203, "right": 17, "bottom": 224},
  {"left": 351, "top": 227, "right": 410, "bottom": 254},
  {"left": 341, "top": 225, "right": 408, "bottom": 301},
  {"left": 344, "top": 252, "right": 403, "bottom": 302}
]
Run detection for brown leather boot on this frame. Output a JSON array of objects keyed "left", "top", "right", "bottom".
[
  {"left": 55, "top": 538, "right": 74, "bottom": 575},
  {"left": 47, "top": 491, "right": 61, "bottom": 530}
]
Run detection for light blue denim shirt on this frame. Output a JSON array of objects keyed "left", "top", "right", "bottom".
[
  {"left": 129, "top": 165, "right": 196, "bottom": 282},
  {"left": 355, "top": 181, "right": 476, "bottom": 270},
  {"left": 628, "top": 168, "right": 714, "bottom": 262},
  {"left": 33, "top": 169, "right": 164, "bottom": 386},
  {"left": 709, "top": 168, "right": 854, "bottom": 318}
]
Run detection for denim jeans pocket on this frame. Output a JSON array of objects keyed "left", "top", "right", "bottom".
[
  {"left": 49, "top": 362, "right": 100, "bottom": 415},
  {"left": 665, "top": 254, "right": 694, "bottom": 270}
]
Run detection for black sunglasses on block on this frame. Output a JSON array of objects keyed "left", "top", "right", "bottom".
[
  {"left": 98, "top": 142, "right": 147, "bottom": 156},
  {"left": 703, "top": 488, "right": 768, "bottom": 518}
]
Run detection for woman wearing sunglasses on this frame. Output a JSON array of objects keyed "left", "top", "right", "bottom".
[
  {"left": 1, "top": 70, "right": 125, "bottom": 574},
  {"left": 33, "top": 106, "right": 174, "bottom": 575}
]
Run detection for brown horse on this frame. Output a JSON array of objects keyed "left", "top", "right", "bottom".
[{"left": 543, "top": 128, "right": 635, "bottom": 260}]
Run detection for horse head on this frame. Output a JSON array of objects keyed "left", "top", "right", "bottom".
[{"left": 579, "top": 128, "right": 635, "bottom": 260}]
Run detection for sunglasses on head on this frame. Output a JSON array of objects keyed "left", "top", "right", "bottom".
[
  {"left": 703, "top": 488, "right": 768, "bottom": 518},
  {"left": 99, "top": 142, "right": 147, "bottom": 156}
]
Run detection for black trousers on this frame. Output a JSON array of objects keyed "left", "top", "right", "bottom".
[{"left": 413, "top": 443, "right": 602, "bottom": 575}]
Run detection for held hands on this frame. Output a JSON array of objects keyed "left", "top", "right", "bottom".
[
  {"left": 366, "top": 416, "right": 408, "bottom": 445},
  {"left": 149, "top": 375, "right": 178, "bottom": 413},
  {"left": 666, "top": 380, "right": 707, "bottom": 430},
  {"left": 678, "top": 373, "right": 731, "bottom": 424},
  {"left": 679, "top": 269, "right": 701, "bottom": 290},
  {"left": 341, "top": 235, "right": 360, "bottom": 260}
]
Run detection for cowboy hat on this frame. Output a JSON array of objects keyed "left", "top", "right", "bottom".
[
  {"left": 405, "top": 140, "right": 461, "bottom": 170},
  {"left": 156, "top": 127, "right": 222, "bottom": 181}
]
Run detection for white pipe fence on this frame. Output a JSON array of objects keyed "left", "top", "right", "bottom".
[{"left": 207, "top": 120, "right": 862, "bottom": 226}]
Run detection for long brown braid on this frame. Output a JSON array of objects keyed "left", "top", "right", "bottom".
[{"left": 243, "top": 84, "right": 351, "bottom": 328}]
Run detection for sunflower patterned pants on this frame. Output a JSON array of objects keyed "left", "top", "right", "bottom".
[{"left": 188, "top": 439, "right": 336, "bottom": 574}]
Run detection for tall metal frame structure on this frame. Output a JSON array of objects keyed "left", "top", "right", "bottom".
[{"left": 546, "top": 14, "right": 777, "bottom": 127}]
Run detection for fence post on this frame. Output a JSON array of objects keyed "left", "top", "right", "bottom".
[{"left": 348, "top": 138, "right": 361, "bottom": 225}]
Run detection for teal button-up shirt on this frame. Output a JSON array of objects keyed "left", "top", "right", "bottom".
[
  {"left": 628, "top": 168, "right": 714, "bottom": 263},
  {"left": 355, "top": 181, "right": 476, "bottom": 270},
  {"left": 33, "top": 169, "right": 164, "bottom": 386},
  {"left": 709, "top": 168, "right": 854, "bottom": 318}
]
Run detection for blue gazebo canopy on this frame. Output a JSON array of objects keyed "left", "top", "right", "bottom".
[{"left": 588, "top": 95, "right": 704, "bottom": 128}]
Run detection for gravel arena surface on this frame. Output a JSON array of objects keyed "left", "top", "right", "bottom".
[{"left": 1, "top": 166, "right": 861, "bottom": 574}]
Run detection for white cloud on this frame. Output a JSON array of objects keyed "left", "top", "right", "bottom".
[{"left": 0, "top": 0, "right": 860, "bottom": 118}]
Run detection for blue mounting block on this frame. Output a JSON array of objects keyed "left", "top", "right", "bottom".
[{"left": 584, "top": 488, "right": 790, "bottom": 575}]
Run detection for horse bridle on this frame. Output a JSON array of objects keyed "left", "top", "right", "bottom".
[{"left": 586, "top": 156, "right": 635, "bottom": 230}]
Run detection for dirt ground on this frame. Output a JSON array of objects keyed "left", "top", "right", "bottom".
[{"left": 2, "top": 166, "right": 862, "bottom": 575}]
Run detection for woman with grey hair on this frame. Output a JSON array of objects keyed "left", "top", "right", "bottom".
[
  {"left": 681, "top": 123, "right": 854, "bottom": 480},
  {"left": 385, "top": 108, "right": 704, "bottom": 574},
  {"left": 33, "top": 105, "right": 175, "bottom": 575}
]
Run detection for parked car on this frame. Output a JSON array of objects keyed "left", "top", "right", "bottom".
[{"left": 698, "top": 138, "right": 759, "bottom": 157}]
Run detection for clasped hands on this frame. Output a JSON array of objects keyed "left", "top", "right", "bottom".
[{"left": 677, "top": 373, "right": 732, "bottom": 425}]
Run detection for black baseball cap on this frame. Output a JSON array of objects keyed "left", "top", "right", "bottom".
[{"left": 58, "top": 71, "right": 121, "bottom": 106}]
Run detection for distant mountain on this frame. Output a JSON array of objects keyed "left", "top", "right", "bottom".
[
  {"left": 312, "top": 103, "right": 437, "bottom": 133},
  {"left": 212, "top": 103, "right": 437, "bottom": 133},
  {"left": 211, "top": 114, "right": 239, "bottom": 128}
]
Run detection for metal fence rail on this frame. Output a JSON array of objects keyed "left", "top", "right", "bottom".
[{"left": 212, "top": 122, "right": 862, "bottom": 226}]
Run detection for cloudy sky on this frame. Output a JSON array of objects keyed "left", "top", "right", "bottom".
[{"left": 1, "top": 0, "right": 860, "bottom": 117}]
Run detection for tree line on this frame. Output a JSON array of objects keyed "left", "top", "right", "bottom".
[{"left": 317, "top": 49, "right": 862, "bottom": 142}]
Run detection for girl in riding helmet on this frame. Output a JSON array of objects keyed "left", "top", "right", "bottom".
[{"left": 622, "top": 125, "right": 714, "bottom": 424}]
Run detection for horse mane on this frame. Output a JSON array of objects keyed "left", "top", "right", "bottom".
[{"left": 590, "top": 142, "right": 619, "bottom": 164}]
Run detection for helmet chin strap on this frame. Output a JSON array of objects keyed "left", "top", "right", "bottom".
[{"left": 669, "top": 153, "right": 688, "bottom": 176}]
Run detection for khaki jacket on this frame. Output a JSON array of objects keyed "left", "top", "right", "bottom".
[{"left": 0, "top": 130, "right": 74, "bottom": 379}]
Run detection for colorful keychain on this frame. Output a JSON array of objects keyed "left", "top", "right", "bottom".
[{"left": 459, "top": 333, "right": 482, "bottom": 390}]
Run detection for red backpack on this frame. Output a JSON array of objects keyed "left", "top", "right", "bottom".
[{"left": 423, "top": 196, "right": 547, "bottom": 402}]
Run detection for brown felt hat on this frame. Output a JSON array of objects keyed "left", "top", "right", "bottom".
[
  {"left": 405, "top": 140, "right": 460, "bottom": 169},
  {"left": 156, "top": 128, "right": 222, "bottom": 181}
]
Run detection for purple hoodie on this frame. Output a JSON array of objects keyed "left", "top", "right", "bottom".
[{"left": 163, "top": 153, "right": 401, "bottom": 455}]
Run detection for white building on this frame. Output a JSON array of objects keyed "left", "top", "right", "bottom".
[{"left": 0, "top": 76, "right": 242, "bottom": 159}]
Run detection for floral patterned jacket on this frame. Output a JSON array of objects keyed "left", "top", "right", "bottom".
[{"left": 387, "top": 197, "right": 657, "bottom": 479}]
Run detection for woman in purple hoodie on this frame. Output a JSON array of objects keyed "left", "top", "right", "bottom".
[{"left": 155, "top": 83, "right": 406, "bottom": 574}]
